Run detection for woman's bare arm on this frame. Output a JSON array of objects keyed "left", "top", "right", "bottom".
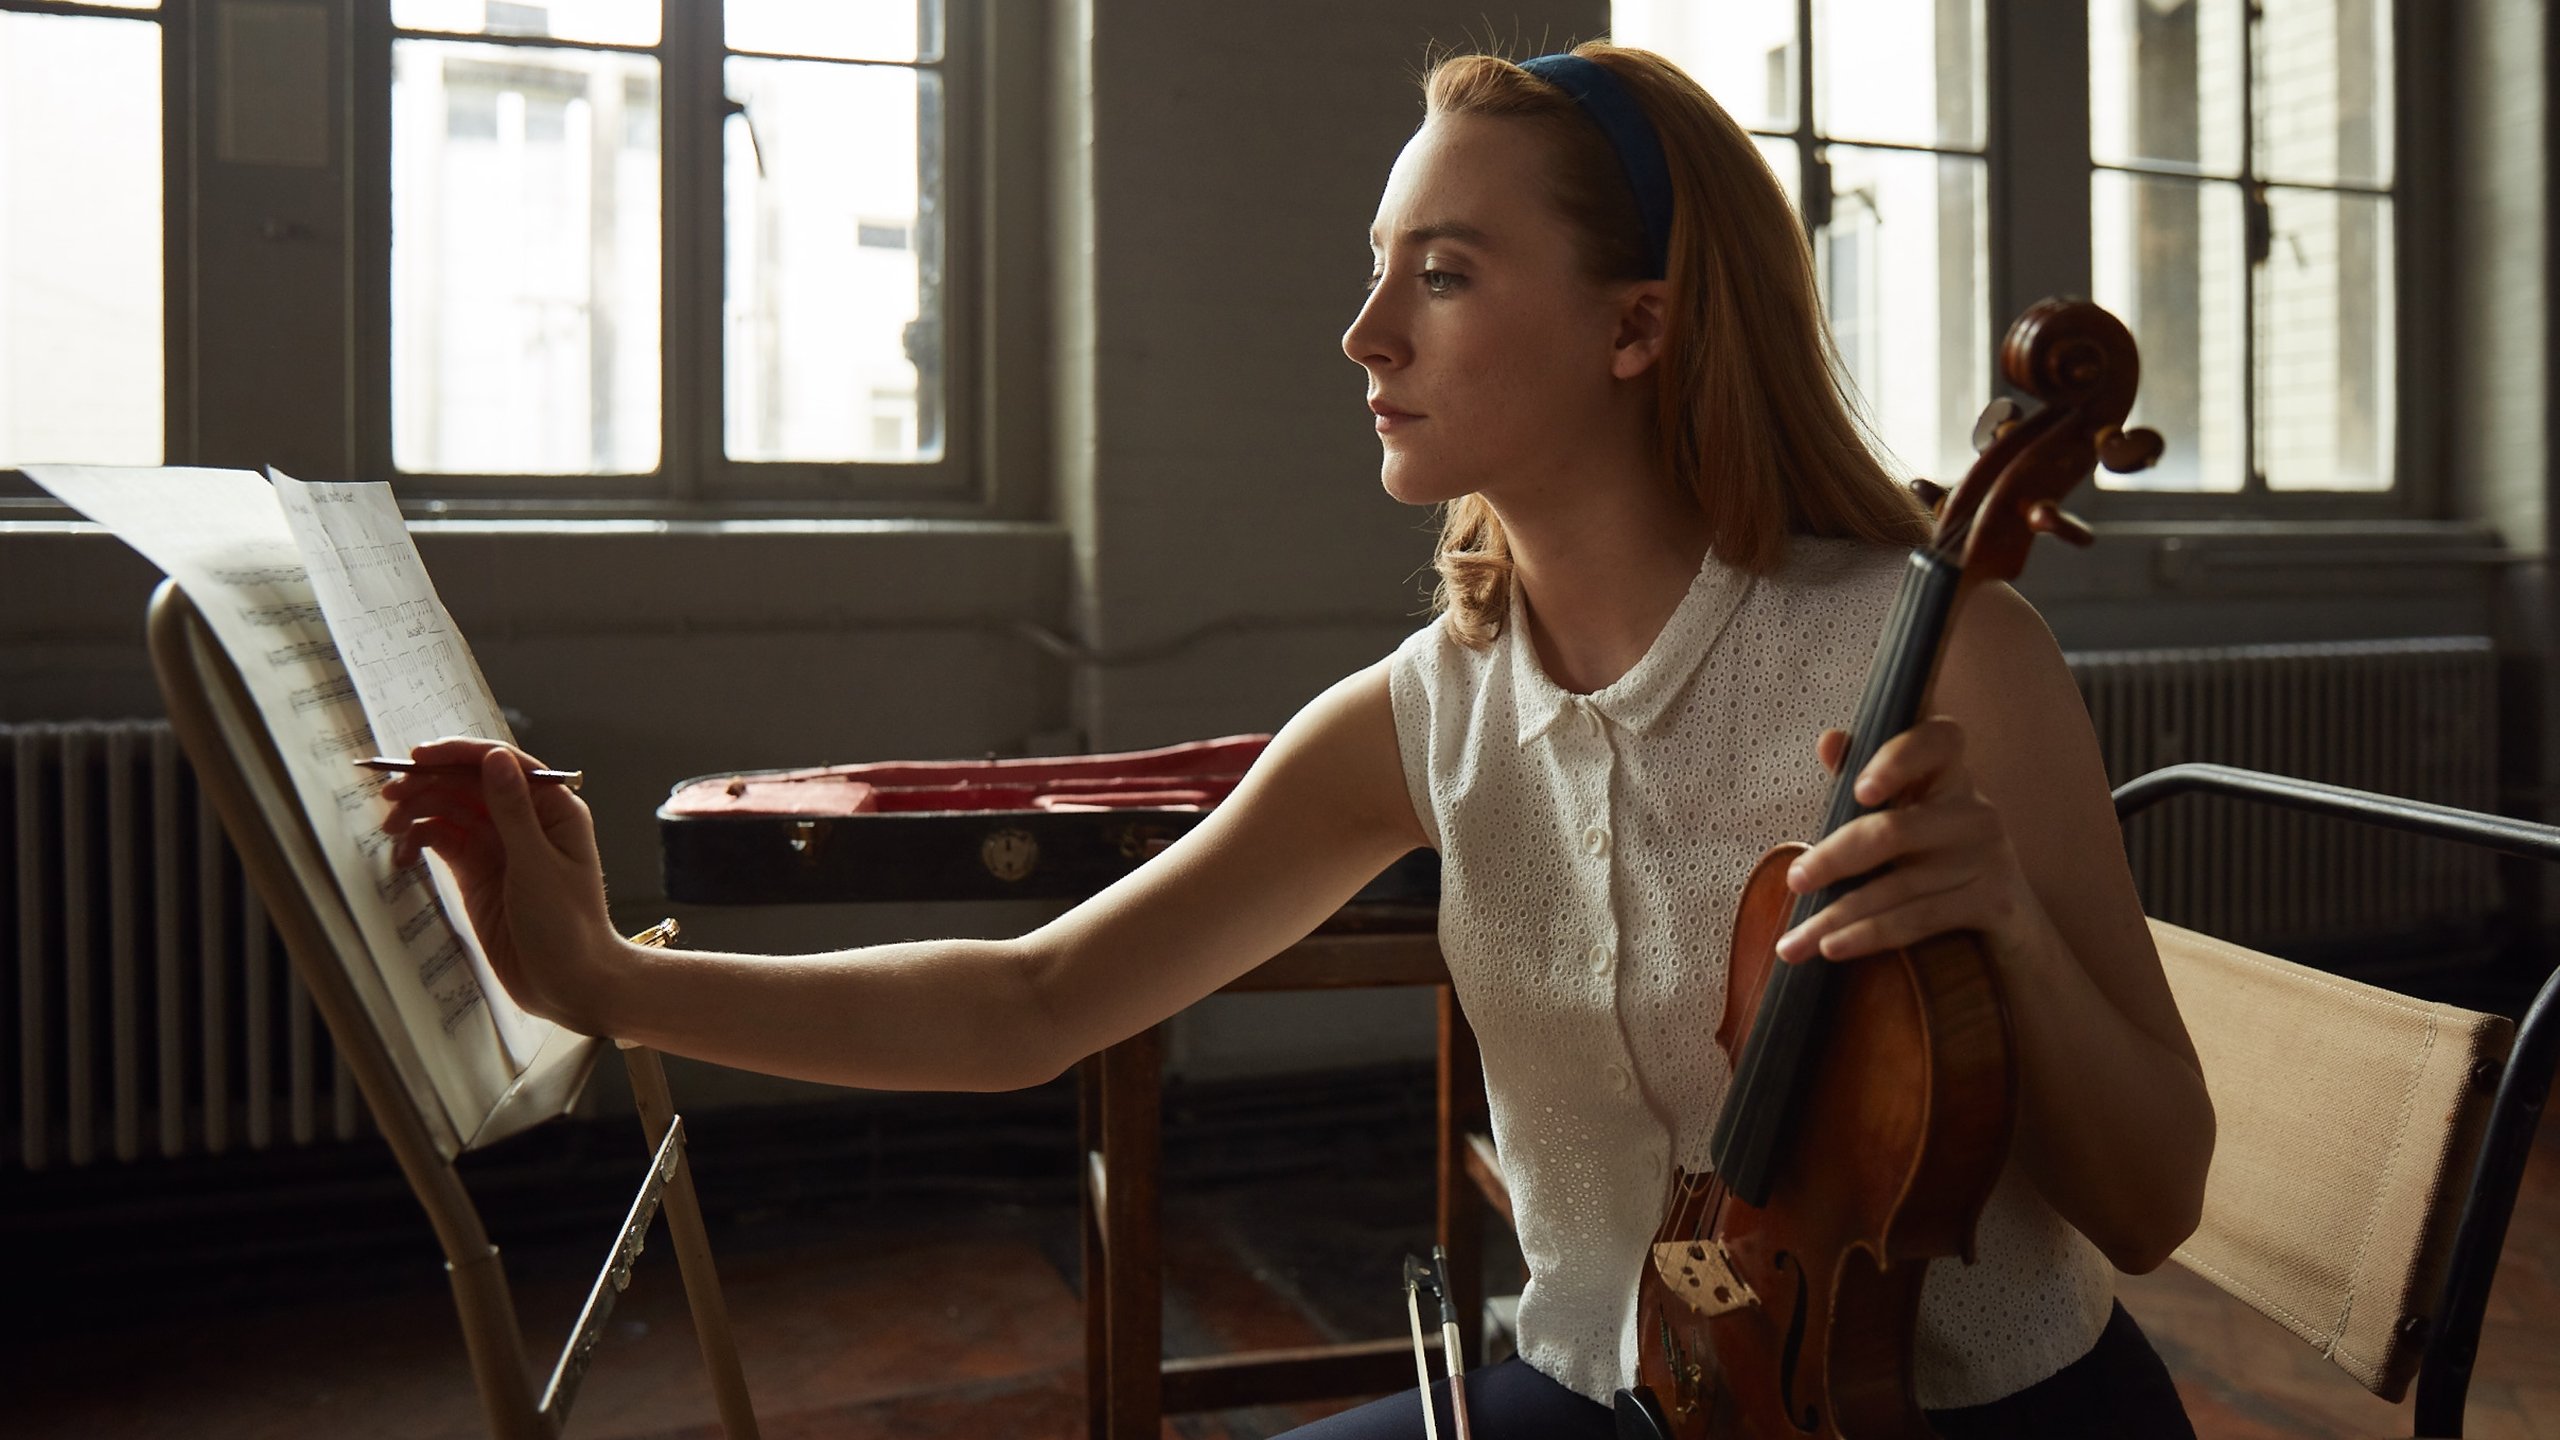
[
  {"left": 1932, "top": 583, "right": 2215, "bottom": 1272},
  {"left": 385, "top": 661, "right": 1426, "bottom": 1093}
]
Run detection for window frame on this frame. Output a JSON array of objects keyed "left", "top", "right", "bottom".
[
  {"left": 347, "top": 0, "right": 1043, "bottom": 520},
  {"left": 1668, "top": 0, "right": 2442, "bottom": 522}
]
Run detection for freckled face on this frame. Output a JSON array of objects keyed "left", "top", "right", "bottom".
[{"left": 1342, "top": 113, "right": 1633, "bottom": 508}]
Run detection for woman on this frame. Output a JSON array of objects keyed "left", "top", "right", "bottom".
[{"left": 384, "top": 42, "right": 2212, "bottom": 1439}]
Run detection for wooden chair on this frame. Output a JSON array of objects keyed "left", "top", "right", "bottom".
[
  {"left": 1079, "top": 912, "right": 1504, "bottom": 1439},
  {"left": 147, "top": 582, "right": 761, "bottom": 1440},
  {"left": 2116, "top": 763, "right": 2560, "bottom": 1438}
]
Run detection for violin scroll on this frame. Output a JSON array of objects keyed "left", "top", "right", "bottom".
[
  {"left": 2098, "top": 423, "right": 2167, "bottom": 475},
  {"left": 1930, "top": 299, "right": 2162, "bottom": 584},
  {"left": 2026, "top": 500, "right": 2095, "bottom": 549}
]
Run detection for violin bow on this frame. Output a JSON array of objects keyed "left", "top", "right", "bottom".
[
  {"left": 1403, "top": 1255, "right": 1443, "bottom": 1440},
  {"left": 1402, "top": 1248, "right": 1473, "bottom": 1440}
]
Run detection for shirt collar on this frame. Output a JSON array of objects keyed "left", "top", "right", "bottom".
[{"left": 1510, "top": 553, "right": 1756, "bottom": 748}]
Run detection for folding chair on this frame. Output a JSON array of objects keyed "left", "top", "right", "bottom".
[
  {"left": 147, "top": 581, "right": 760, "bottom": 1439},
  {"left": 2116, "top": 762, "right": 2560, "bottom": 1439}
]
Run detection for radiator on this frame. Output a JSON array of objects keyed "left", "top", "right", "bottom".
[
  {"left": 2066, "top": 638, "right": 2504, "bottom": 952},
  {"left": 4, "top": 720, "right": 363, "bottom": 1171}
]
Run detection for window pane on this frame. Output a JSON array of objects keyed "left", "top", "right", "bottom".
[
  {"left": 2258, "top": 187, "right": 2393, "bottom": 491},
  {"left": 2092, "top": 171, "right": 2245, "bottom": 491},
  {"left": 1814, "top": 0, "right": 1985, "bottom": 149},
  {"left": 1819, "top": 147, "right": 1987, "bottom": 484},
  {"left": 1754, "top": 134, "right": 1799, "bottom": 215},
  {"left": 1611, "top": 0, "right": 1798, "bottom": 133},
  {"left": 2252, "top": 0, "right": 2391, "bottom": 187},
  {"left": 2090, "top": 0, "right": 2245, "bottom": 176},
  {"left": 392, "top": 41, "right": 661, "bottom": 475},
  {"left": 727, "top": 0, "right": 938, "bottom": 63},
  {"left": 391, "top": 0, "right": 659, "bottom": 48},
  {"left": 725, "top": 57, "right": 942, "bottom": 465},
  {"left": 0, "top": 13, "right": 161, "bottom": 468}
]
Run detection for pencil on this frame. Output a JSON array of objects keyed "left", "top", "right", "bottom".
[{"left": 357, "top": 757, "right": 584, "bottom": 790}]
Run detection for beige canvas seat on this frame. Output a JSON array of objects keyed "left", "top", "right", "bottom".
[
  {"left": 2151, "top": 919, "right": 2510, "bottom": 1400},
  {"left": 2119, "top": 762, "right": 2560, "bottom": 1440}
]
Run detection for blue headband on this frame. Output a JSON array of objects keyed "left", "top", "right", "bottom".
[{"left": 1518, "top": 54, "right": 1673, "bottom": 281}]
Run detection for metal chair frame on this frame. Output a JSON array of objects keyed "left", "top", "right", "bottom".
[{"left": 2113, "top": 762, "right": 2560, "bottom": 1438}]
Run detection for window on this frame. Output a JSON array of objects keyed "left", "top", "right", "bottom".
[
  {"left": 1617, "top": 0, "right": 1991, "bottom": 488},
  {"left": 2091, "top": 0, "right": 2394, "bottom": 495},
  {"left": 1616, "top": 0, "right": 2411, "bottom": 510},
  {"left": 387, "top": 1, "right": 964, "bottom": 500},
  {"left": 389, "top": 18, "right": 664, "bottom": 476},
  {"left": 1, "top": 0, "right": 1014, "bottom": 513},
  {"left": 0, "top": 0, "right": 166, "bottom": 471}
]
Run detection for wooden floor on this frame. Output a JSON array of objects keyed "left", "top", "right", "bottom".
[{"left": 9, "top": 1085, "right": 2556, "bottom": 1439}]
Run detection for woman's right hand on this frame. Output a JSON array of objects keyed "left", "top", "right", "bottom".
[{"left": 378, "top": 736, "right": 623, "bottom": 1033}]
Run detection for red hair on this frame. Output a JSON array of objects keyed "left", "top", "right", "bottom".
[{"left": 1422, "top": 43, "right": 1929, "bottom": 646}]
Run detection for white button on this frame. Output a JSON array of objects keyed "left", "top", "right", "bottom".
[
  {"left": 1586, "top": 941, "right": 1614, "bottom": 976},
  {"left": 1645, "top": 1149, "right": 1666, "bottom": 1179},
  {"left": 1605, "top": 1063, "right": 1632, "bottom": 1094},
  {"left": 1584, "top": 825, "right": 1611, "bottom": 857}
]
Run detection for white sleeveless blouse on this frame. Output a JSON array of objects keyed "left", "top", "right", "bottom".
[{"left": 1384, "top": 537, "right": 2116, "bottom": 1409}]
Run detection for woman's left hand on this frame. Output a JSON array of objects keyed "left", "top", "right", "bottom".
[{"left": 1774, "top": 718, "right": 2054, "bottom": 967}]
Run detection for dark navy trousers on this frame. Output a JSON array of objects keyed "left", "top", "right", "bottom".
[{"left": 1277, "top": 1302, "right": 2195, "bottom": 1439}]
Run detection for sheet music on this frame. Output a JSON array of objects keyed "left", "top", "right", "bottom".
[
  {"left": 22, "top": 466, "right": 523, "bottom": 1138},
  {"left": 270, "top": 469, "right": 545, "bottom": 1065}
]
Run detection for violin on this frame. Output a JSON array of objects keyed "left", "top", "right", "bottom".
[{"left": 1616, "top": 299, "right": 2164, "bottom": 1439}]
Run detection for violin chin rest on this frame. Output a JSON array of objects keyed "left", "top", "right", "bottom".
[{"left": 1612, "top": 1386, "right": 1672, "bottom": 1440}]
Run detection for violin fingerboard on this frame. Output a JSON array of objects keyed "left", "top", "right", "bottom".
[{"left": 1707, "top": 550, "right": 1962, "bottom": 1206}]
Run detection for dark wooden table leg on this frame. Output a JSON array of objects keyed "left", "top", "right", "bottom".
[
  {"left": 1100, "top": 1026, "right": 1164, "bottom": 1440},
  {"left": 1079, "top": 1052, "right": 1109, "bottom": 1440},
  {"left": 1436, "top": 986, "right": 1488, "bottom": 1368}
]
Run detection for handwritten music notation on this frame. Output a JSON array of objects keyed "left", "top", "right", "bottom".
[
  {"left": 265, "top": 637, "right": 339, "bottom": 668},
  {"left": 19, "top": 464, "right": 541, "bottom": 1139},
  {"left": 335, "top": 773, "right": 388, "bottom": 813},
  {"left": 245, "top": 600, "right": 328, "bottom": 630},
  {"left": 211, "top": 563, "right": 306, "bottom": 588},
  {"left": 420, "top": 933, "right": 467, "bottom": 990},
  {"left": 376, "top": 860, "right": 431, "bottom": 904},
  {"left": 307, "top": 724, "right": 375, "bottom": 764},
  {"left": 291, "top": 674, "right": 358, "bottom": 713},
  {"left": 271, "top": 470, "right": 536, "bottom": 1067},
  {"left": 397, "top": 904, "right": 440, "bottom": 944}
]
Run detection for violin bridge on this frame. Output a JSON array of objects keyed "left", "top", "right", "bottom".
[{"left": 1651, "top": 1239, "right": 1758, "bottom": 1318}]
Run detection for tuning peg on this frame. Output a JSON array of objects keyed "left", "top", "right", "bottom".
[
  {"left": 1908, "top": 478, "right": 1949, "bottom": 516},
  {"left": 1970, "top": 398, "right": 2024, "bottom": 455},
  {"left": 2027, "top": 500, "right": 2095, "bottom": 548},
  {"left": 2099, "top": 425, "right": 2165, "bottom": 474}
]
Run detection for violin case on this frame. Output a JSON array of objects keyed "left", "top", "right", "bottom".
[{"left": 657, "top": 733, "right": 1440, "bottom": 909}]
